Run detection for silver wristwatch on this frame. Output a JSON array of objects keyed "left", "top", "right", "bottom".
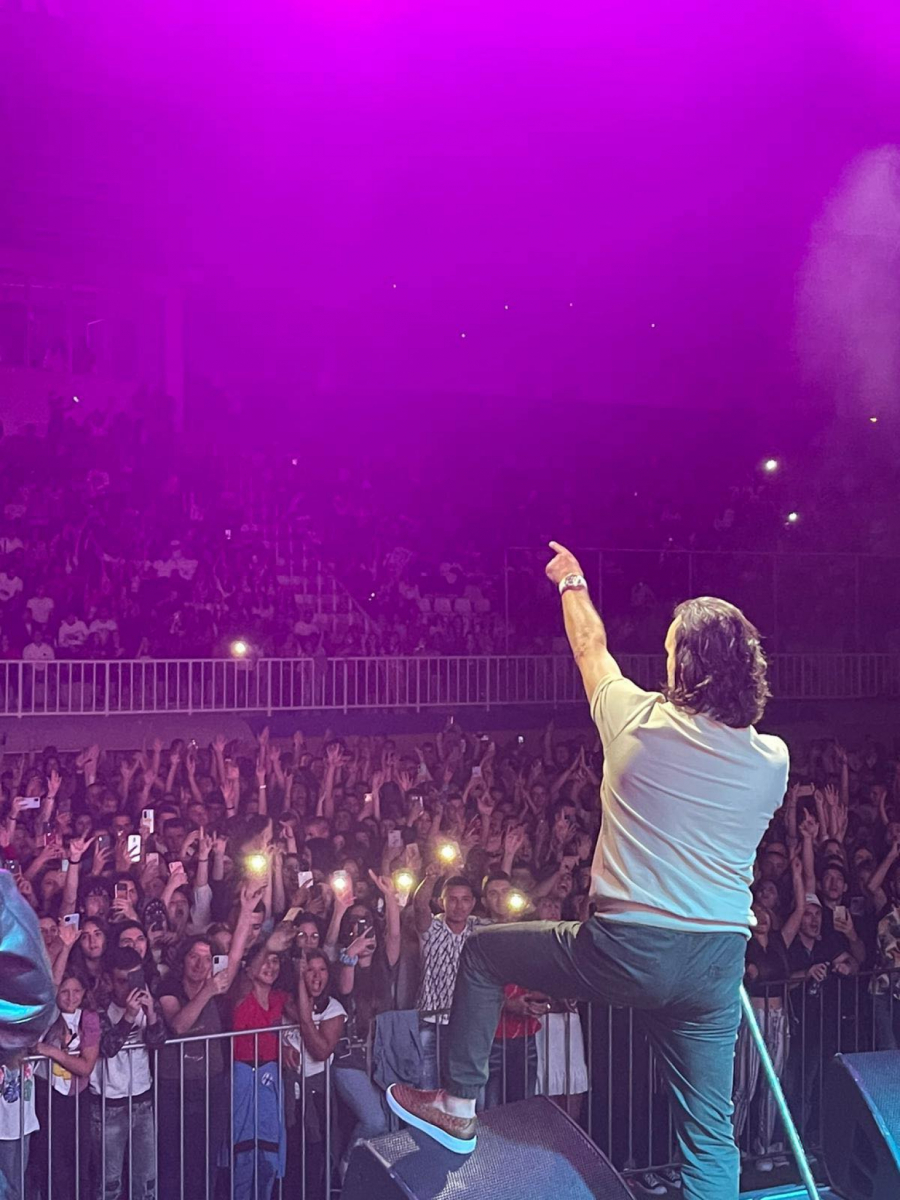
[{"left": 558, "top": 572, "right": 588, "bottom": 596}]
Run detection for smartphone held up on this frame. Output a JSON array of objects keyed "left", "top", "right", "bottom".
[{"left": 331, "top": 869, "right": 351, "bottom": 897}]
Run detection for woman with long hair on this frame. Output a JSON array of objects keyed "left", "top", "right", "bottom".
[
  {"left": 65, "top": 917, "right": 112, "bottom": 1009},
  {"left": 32, "top": 968, "right": 100, "bottom": 1200},
  {"left": 751, "top": 879, "right": 785, "bottom": 933},
  {"left": 108, "top": 919, "right": 162, "bottom": 994},
  {"left": 227, "top": 887, "right": 342, "bottom": 1200},
  {"left": 332, "top": 875, "right": 400, "bottom": 1168},
  {"left": 156, "top": 891, "right": 257, "bottom": 1200},
  {"left": 282, "top": 948, "right": 346, "bottom": 1198}
]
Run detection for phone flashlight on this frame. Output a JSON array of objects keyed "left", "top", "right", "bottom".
[
  {"left": 394, "top": 871, "right": 415, "bottom": 909},
  {"left": 331, "top": 870, "right": 351, "bottom": 894},
  {"left": 393, "top": 868, "right": 415, "bottom": 897},
  {"left": 245, "top": 852, "right": 268, "bottom": 876},
  {"left": 437, "top": 842, "right": 459, "bottom": 864},
  {"left": 507, "top": 891, "right": 527, "bottom": 914}
]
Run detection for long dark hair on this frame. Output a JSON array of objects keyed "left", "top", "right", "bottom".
[
  {"left": 56, "top": 964, "right": 95, "bottom": 1008},
  {"left": 304, "top": 948, "right": 335, "bottom": 1015},
  {"left": 338, "top": 903, "right": 381, "bottom": 950},
  {"left": 174, "top": 935, "right": 214, "bottom": 977},
  {"left": 69, "top": 917, "right": 107, "bottom": 974},
  {"left": 108, "top": 920, "right": 160, "bottom": 986},
  {"left": 666, "top": 597, "right": 770, "bottom": 728}
]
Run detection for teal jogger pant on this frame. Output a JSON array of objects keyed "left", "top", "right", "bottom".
[{"left": 445, "top": 918, "right": 746, "bottom": 1200}]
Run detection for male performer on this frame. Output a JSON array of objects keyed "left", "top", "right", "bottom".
[{"left": 387, "top": 542, "right": 789, "bottom": 1200}]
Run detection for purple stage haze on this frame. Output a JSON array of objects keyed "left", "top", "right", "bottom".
[{"left": 0, "top": 0, "right": 897, "bottom": 420}]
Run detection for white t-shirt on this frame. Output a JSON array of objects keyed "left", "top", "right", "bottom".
[
  {"left": 89, "top": 618, "right": 118, "bottom": 643},
  {"left": 89, "top": 1005, "right": 152, "bottom": 1100},
  {"left": 0, "top": 1062, "right": 38, "bottom": 1139},
  {"left": 153, "top": 554, "right": 197, "bottom": 581},
  {"left": 0, "top": 573, "right": 23, "bottom": 603},
  {"left": 37, "top": 1010, "right": 82, "bottom": 1097},
  {"left": 589, "top": 675, "right": 789, "bottom": 936},
  {"left": 283, "top": 996, "right": 346, "bottom": 1078},
  {"left": 23, "top": 641, "right": 55, "bottom": 663},
  {"left": 26, "top": 596, "right": 55, "bottom": 625},
  {"left": 58, "top": 619, "right": 89, "bottom": 648}
]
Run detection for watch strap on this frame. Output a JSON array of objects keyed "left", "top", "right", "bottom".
[{"left": 558, "top": 573, "right": 588, "bottom": 596}]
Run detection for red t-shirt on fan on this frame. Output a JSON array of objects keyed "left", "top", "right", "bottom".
[
  {"left": 495, "top": 984, "right": 541, "bottom": 1039},
  {"left": 232, "top": 988, "right": 289, "bottom": 1064}
]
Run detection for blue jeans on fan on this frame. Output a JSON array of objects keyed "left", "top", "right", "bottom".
[
  {"left": 445, "top": 918, "right": 746, "bottom": 1200},
  {"left": 0, "top": 1135, "right": 30, "bottom": 1200},
  {"left": 418, "top": 1022, "right": 446, "bottom": 1091},
  {"left": 91, "top": 1094, "right": 157, "bottom": 1200},
  {"left": 333, "top": 1066, "right": 388, "bottom": 1156},
  {"left": 485, "top": 1034, "right": 537, "bottom": 1109}
]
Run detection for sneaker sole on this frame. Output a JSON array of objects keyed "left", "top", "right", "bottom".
[{"left": 386, "top": 1085, "right": 477, "bottom": 1155}]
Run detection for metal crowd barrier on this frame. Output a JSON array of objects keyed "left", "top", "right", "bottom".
[{"left": 9, "top": 967, "right": 892, "bottom": 1199}]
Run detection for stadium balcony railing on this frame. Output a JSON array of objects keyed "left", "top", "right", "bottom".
[{"left": 0, "top": 652, "right": 897, "bottom": 716}]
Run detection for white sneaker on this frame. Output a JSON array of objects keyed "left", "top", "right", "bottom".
[
  {"left": 756, "top": 1158, "right": 774, "bottom": 1172},
  {"left": 630, "top": 1173, "right": 668, "bottom": 1196},
  {"left": 771, "top": 1155, "right": 791, "bottom": 1169},
  {"left": 657, "top": 1166, "right": 682, "bottom": 1188}
]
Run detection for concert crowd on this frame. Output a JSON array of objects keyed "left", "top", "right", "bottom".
[{"left": 0, "top": 721, "right": 897, "bottom": 1198}]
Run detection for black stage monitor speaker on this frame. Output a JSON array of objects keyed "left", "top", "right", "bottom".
[
  {"left": 824, "top": 1051, "right": 900, "bottom": 1199},
  {"left": 343, "top": 1096, "right": 631, "bottom": 1200}
]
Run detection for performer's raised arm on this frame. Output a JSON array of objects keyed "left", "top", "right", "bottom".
[{"left": 544, "top": 541, "right": 620, "bottom": 699}]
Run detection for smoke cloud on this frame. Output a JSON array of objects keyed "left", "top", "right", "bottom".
[{"left": 797, "top": 145, "right": 900, "bottom": 414}]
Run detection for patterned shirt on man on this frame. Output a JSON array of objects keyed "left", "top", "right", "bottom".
[
  {"left": 871, "top": 904, "right": 900, "bottom": 999},
  {"left": 416, "top": 913, "right": 480, "bottom": 1024}
]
